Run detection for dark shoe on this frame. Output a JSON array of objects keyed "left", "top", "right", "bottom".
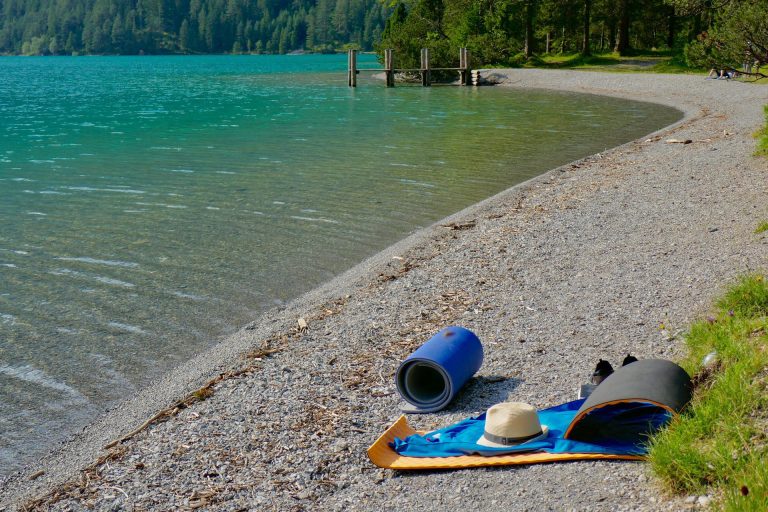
[
  {"left": 591, "top": 359, "right": 614, "bottom": 385},
  {"left": 622, "top": 354, "right": 639, "bottom": 366}
]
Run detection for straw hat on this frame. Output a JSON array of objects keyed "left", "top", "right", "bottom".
[{"left": 476, "top": 402, "right": 549, "bottom": 447}]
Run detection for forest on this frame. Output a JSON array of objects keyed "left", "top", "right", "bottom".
[
  {"left": 0, "top": 0, "right": 389, "bottom": 54},
  {"left": 379, "top": 0, "right": 768, "bottom": 73},
  {"left": 1, "top": 0, "right": 766, "bottom": 73}
]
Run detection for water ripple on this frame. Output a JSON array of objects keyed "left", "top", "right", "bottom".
[
  {"left": 64, "top": 186, "right": 146, "bottom": 194},
  {"left": 0, "top": 364, "right": 86, "bottom": 399},
  {"left": 56, "top": 257, "right": 139, "bottom": 268}
]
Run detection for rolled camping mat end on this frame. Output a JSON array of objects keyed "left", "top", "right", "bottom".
[
  {"left": 395, "top": 326, "right": 483, "bottom": 413},
  {"left": 564, "top": 359, "right": 692, "bottom": 442}
]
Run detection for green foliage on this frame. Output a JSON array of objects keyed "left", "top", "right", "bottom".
[
  {"left": 673, "top": 0, "right": 768, "bottom": 73},
  {"left": 648, "top": 275, "right": 768, "bottom": 511},
  {"left": 0, "top": 0, "right": 389, "bottom": 55},
  {"left": 377, "top": 0, "right": 522, "bottom": 69},
  {"left": 376, "top": 0, "right": 709, "bottom": 68},
  {"left": 756, "top": 105, "right": 768, "bottom": 156},
  {"left": 717, "top": 274, "right": 768, "bottom": 317},
  {"left": 4, "top": 0, "right": 763, "bottom": 67}
]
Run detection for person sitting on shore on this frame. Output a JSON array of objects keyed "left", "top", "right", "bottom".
[
  {"left": 708, "top": 68, "right": 725, "bottom": 79},
  {"left": 708, "top": 68, "right": 737, "bottom": 79}
]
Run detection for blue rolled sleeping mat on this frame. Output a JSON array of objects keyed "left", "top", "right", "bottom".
[
  {"left": 395, "top": 326, "right": 483, "bottom": 413},
  {"left": 386, "top": 359, "right": 692, "bottom": 461}
]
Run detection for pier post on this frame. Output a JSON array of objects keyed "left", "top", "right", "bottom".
[
  {"left": 348, "top": 49, "right": 357, "bottom": 87},
  {"left": 385, "top": 49, "right": 395, "bottom": 87},
  {"left": 420, "top": 48, "right": 431, "bottom": 87},
  {"left": 459, "top": 48, "right": 470, "bottom": 86}
]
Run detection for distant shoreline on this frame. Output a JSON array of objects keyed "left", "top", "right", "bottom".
[{"left": 3, "top": 70, "right": 766, "bottom": 511}]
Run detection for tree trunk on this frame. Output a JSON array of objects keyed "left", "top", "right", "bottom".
[
  {"left": 599, "top": 22, "right": 604, "bottom": 51},
  {"left": 608, "top": 19, "right": 616, "bottom": 52},
  {"left": 614, "top": 0, "right": 629, "bottom": 54},
  {"left": 524, "top": 0, "right": 535, "bottom": 58},
  {"left": 692, "top": 12, "right": 701, "bottom": 37},
  {"left": 561, "top": 26, "right": 566, "bottom": 53},
  {"left": 581, "top": 0, "right": 591, "bottom": 56},
  {"left": 667, "top": 5, "right": 675, "bottom": 49}
]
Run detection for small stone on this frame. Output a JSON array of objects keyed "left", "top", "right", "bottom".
[
  {"left": 697, "top": 496, "right": 711, "bottom": 506},
  {"left": 685, "top": 495, "right": 697, "bottom": 504}
]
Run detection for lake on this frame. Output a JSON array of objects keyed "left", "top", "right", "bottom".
[{"left": 0, "top": 54, "right": 681, "bottom": 476}]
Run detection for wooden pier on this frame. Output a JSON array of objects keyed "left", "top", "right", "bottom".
[{"left": 348, "top": 48, "right": 471, "bottom": 87}]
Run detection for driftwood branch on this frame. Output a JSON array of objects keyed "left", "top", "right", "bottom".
[{"left": 738, "top": 71, "right": 768, "bottom": 82}]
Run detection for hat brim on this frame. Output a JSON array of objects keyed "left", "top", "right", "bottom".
[{"left": 476, "top": 425, "right": 549, "bottom": 448}]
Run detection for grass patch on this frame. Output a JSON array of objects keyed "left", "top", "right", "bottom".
[
  {"left": 523, "top": 51, "right": 704, "bottom": 74},
  {"left": 648, "top": 275, "right": 768, "bottom": 510},
  {"left": 756, "top": 221, "right": 768, "bottom": 234},
  {"left": 755, "top": 105, "right": 768, "bottom": 157},
  {"left": 192, "top": 386, "right": 215, "bottom": 401},
  {"left": 648, "top": 60, "right": 706, "bottom": 75},
  {"left": 533, "top": 52, "right": 622, "bottom": 68}
]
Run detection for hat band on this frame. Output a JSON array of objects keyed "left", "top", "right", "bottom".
[{"left": 483, "top": 429, "right": 543, "bottom": 446}]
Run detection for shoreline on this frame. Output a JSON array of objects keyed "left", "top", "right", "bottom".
[{"left": 2, "top": 70, "right": 766, "bottom": 510}]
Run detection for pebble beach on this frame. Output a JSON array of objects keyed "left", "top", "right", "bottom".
[{"left": 2, "top": 69, "right": 767, "bottom": 511}]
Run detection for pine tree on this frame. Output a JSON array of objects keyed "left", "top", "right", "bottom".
[{"left": 179, "top": 18, "right": 191, "bottom": 51}]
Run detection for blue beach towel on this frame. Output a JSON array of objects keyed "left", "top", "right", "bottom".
[{"left": 391, "top": 399, "right": 671, "bottom": 458}]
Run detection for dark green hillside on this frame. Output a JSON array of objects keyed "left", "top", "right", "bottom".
[{"left": 0, "top": 0, "right": 388, "bottom": 54}]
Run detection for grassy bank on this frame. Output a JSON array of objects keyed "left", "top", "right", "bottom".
[
  {"left": 648, "top": 275, "right": 768, "bottom": 511},
  {"left": 756, "top": 105, "right": 768, "bottom": 157},
  {"left": 504, "top": 51, "right": 768, "bottom": 80},
  {"left": 753, "top": 108, "right": 767, "bottom": 234},
  {"left": 523, "top": 51, "right": 704, "bottom": 74}
]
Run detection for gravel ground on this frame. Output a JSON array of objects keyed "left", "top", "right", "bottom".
[{"left": 2, "top": 70, "right": 767, "bottom": 512}]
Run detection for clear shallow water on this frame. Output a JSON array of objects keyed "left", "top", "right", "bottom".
[{"left": 0, "top": 55, "right": 681, "bottom": 476}]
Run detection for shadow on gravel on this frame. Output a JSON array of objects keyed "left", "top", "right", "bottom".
[{"left": 441, "top": 375, "right": 523, "bottom": 414}]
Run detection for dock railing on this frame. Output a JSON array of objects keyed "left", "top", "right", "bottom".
[{"left": 348, "top": 48, "right": 471, "bottom": 87}]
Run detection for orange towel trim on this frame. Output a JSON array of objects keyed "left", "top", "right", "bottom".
[
  {"left": 367, "top": 416, "right": 644, "bottom": 470},
  {"left": 563, "top": 399, "right": 675, "bottom": 438}
]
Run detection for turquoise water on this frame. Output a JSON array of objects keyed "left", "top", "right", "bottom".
[{"left": 0, "top": 55, "right": 681, "bottom": 476}]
